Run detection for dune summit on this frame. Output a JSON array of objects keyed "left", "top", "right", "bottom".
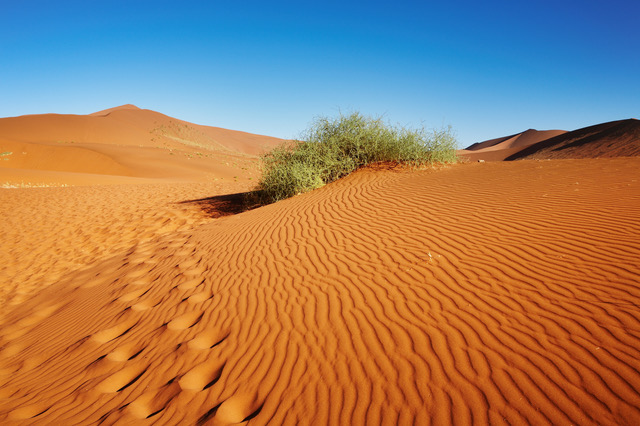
[
  {"left": 457, "top": 129, "right": 567, "bottom": 162},
  {"left": 1, "top": 110, "right": 640, "bottom": 424},
  {"left": 506, "top": 118, "right": 640, "bottom": 160},
  {"left": 459, "top": 118, "right": 640, "bottom": 162},
  {"left": 0, "top": 105, "right": 283, "bottom": 187}
]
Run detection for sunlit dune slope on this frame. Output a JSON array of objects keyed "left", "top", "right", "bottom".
[
  {"left": 506, "top": 119, "right": 640, "bottom": 160},
  {"left": 0, "top": 179, "right": 254, "bottom": 308},
  {"left": 89, "top": 104, "right": 142, "bottom": 116},
  {"left": 0, "top": 105, "right": 284, "bottom": 185},
  {"left": 1, "top": 158, "right": 639, "bottom": 424},
  {"left": 0, "top": 105, "right": 283, "bottom": 154}
]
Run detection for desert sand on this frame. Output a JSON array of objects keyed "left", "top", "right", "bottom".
[
  {"left": 458, "top": 118, "right": 640, "bottom": 162},
  {"left": 458, "top": 129, "right": 566, "bottom": 162},
  {"left": 1, "top": 109, "right": 640, "bottom": 424}
]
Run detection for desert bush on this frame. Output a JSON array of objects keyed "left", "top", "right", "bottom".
[{"left": 253, "top": 112, "right": 457, "bottom": 204}]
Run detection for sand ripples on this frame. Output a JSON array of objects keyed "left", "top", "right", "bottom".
[{"left": 1, "top": 158, "right": 640, "bottom": 424}]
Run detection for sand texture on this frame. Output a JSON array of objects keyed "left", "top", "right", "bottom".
[{"left": 2, "top": 155, "right": 640, "bottom": 424}]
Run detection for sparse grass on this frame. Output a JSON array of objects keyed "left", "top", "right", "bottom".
[
  {"left": 1, "top": 181, "right": 69, "bottom": 189},
  {"left": 251, "top": 112, "right": 457, "bottom": 204}
]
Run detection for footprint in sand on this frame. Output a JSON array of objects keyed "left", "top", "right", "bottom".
[
  {"left": 96, "top": 364, "right": 148, "bottom": 393},
  {"left": 0, "top": 302, "right": 66, "bottom": 341},
  {"left": 127, "top": 381, "right": 181, "bottom": 419},
  {"left": 7, "top": 403, "right": 52, "bottom": 421},
  {"left": 181, "top": 266, "right": 207, "bottom": 279},
  {"left": 129, "top": 277, "right": 154, "bottom": 286},
  {"left": 125, "top": 267, "right": 153, "bottom": 281},
  {"left": 198, "top": 393, "right": 263, "bottom": 425},
  {"left": 187, "top": 329, "right": 228, "bottom": 350},
  {"left": 90, "top": 320, "right": 137, "bottom": 344},
  {"left": 130, "top": 301, "right": 152, "bottom": 311},
  {"left": 166, "top": 310, "right": 205, "bottom": 331},
  {"left": 176, "top": 277, "right": 203, "bottom": 291},
  {"left": 186, "top": 290, "right": 213, "bottom": 304},
  {"left": 118, "top": 288, "right": 149, "bottom": 302},
  {"left": 177, "top": 257, "right": 201, "bottom": 270},
  {"left": 178, "top": 359, "right": 225, "bottom": 391},
  {"left": 106, "top": 342, "right": 145, "bottom": 362}
]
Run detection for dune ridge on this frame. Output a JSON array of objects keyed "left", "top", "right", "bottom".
[
  {"left": 0, "top": 106, "right": 284, "bottom": 186},
  {"left": 0, "top": 106, "right": 282, "bottom": 155},
  {"left": 89, "top": 104, "right": 142, "bottom": 116},
  {"left": 1, "top": 157, "right": 639, "bottom": 424},
  {"left": 458, "top": 129, "right": 566, "bottom": 162},
  {"left": 506, "top": 119, "right": 640, "bottom": 160}
]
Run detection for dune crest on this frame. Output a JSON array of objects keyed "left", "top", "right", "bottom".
[
  {"left": 89, "top": 104, "right": 142, "bottom": 116},
  {"left": 460, "top": 118, "right": 640, "bottom": 162},
  {"left": 0, "top": 106, "right": 284, "bottom": 186},
  {"left": 506, "top": 118, "right": 640, "bottom": 160},
  {"left": 1, "top": 158, "right": 640, "bottom": 424},
  {"left": 458, "top": 129, "right": 566, "bottom": 162}
]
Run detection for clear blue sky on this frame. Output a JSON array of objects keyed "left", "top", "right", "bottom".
[{"left": 1, "top": 0, "right": 638, "bottom": 147}]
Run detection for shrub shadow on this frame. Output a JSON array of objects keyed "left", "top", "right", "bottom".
[{"left": 180, "top": 192, "right": 255, "bottom": 219}]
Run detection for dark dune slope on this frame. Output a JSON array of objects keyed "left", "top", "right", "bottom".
[{"left": 506, "top": 119, "right": 640, "bottom": 160}]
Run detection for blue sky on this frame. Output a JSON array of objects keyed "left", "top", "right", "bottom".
[{"left": 1, "top": 0, "right": 638, "bottom": 147}]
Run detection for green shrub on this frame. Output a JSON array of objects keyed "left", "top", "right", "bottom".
[{"left": 253, "top": 112, "right": 457, "bottom": 204}]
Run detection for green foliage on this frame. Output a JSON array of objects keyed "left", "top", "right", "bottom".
[{"left": 253, "top": 112, "right": 457, "bottom": 204}]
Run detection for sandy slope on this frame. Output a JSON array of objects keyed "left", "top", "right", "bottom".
[
  {"left": 506, "top": 119, "right": 640, "bottom": 160},
  {"left": 0, "top": 180, "right": 254, "bottom": 309},
  {"left": 0, "top": 105, "right": 283, "bottom": 155},
  {"left": 465, "top": 129, "right": 567, "bottom": 152},
  {"left": 458, "top": 129, "right": 566, "bottom": 162},
  {"left": 1, "top": 158, "right": 639, "bottom": 424},
  {"left": 0, "top": 105, "right": 283, "bottom": 187}
]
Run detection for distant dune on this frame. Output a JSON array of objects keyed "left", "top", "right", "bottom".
[
  {"left": 89, "top": 104, "right": 142, "bottom": 116},
  {"left": 2, "top": 110, "right": 640, "bottom": 424},
  {"left": 505, "top": 118, "right": 640, "bottom": 160},
  {"left": 464, "top": 129, "right": 567, "bottom": 152},
  {"left": 458, "top": 129, "right": 566, "bottom": 162},
  {"left": 460, "top": 118, "right": 640, "bottom": 162},
  {"left": 0, "top": 105, "right": 284, "bottom": 186}
]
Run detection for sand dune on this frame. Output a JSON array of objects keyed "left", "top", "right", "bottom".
[
  {"left": 2, "top": 157, "right": 640, "bottom": 424},
  {"left": 0, "top": 105, "right": 284, "bottom": 187},
  {"left": 89, "top": 104, "right": 142, "bottom": 116},
  {"left": 506, "top": 119, "right": 640, "bottom": 160},
  {"left": 458, "top": 129, "right": 566, "bottom": 162},
  {"left": 0, "top": 105, "right": 282, "bottom": 155},
  {"left": 0, "top": 180, "right": 255, "bottom": 308}
]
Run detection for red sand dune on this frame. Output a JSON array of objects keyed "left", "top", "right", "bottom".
[
  {"left": 458, "top": 129, "right": 566, "bottom": 162},
  {"left": 2, "top": 155, "right": 640, "bottom": 424},
  {"left": 0, "top": 105, "right": 284, "bottom": 186},
  {"left": 506, "top": 119, "right": 640, "bottom": 160},
  {"left": 89, "top": 104, "right": 142, "bottom": 116}
]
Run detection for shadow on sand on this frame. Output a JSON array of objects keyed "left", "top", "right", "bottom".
[{"left": 179, "top": 192, "right": 254, "bottom": 219}]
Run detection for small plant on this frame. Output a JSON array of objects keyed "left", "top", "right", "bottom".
[{"left": 251, "top": 112, "right": 457, "bottom": 204}]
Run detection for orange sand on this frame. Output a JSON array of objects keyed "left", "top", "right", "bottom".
[
  {"left": 2, "top": 154, "right": 640, "bottom": 424},
  {"left": 507, "top": 119, "right": 640, "bottom": 160},
  {"left": 460, "top": 119, "right": 640, "bottom": 162},
  {"left": 0, "top": 105, "right": 283, "bottom": 188},
  {"left": 458, "top": 129, "right": 566, "bottom": 162}
]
